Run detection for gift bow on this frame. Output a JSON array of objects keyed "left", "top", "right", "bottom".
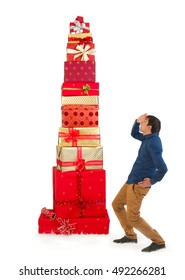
[
  {"left": 67, "top": 44, "right": 95, "bottom": 62},
  {"left": 64, "top": 128, "right": 80, "bottom": 145},
  {"left": 82, "top": 84, "right": 91, "bottom": 94},
  {"left": 70, "top": 20, "right": 90, "bottom": 34},
  {"left": 57, "top": 218, "right": 77, "bottom": 235}
]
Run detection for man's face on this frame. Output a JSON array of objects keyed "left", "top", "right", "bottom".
[{"left": 139, "top": 117, "right": 152, "bottom": 134}]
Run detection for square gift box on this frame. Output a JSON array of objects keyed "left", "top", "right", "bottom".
[
  {"left": 53, "top": 168, "right": 106, "bottom": 218},
  {"left": 61, "top": 82, "right": 99, "bottom": 96},
  {"left": 58, "top": 127, "right": 101, "bottom": 147},
  {"left": 66, "top": 43, "right": 95, "bottom": 62},
  {"left": 61, "top": 104, "right": 99, "bottom": 127},
  {"left": 56, "top": 146, "right": 103, "bottom": 172},
  {"left": 38, "top": 209, "right": 110, "bottom": 234},
  {"left": 64, "top": 61, "right": 96, "bottom": 82},
  {"left": 69, "top": 16, "right": 90, "bottom": 34}
]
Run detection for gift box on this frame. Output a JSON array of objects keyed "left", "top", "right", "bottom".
[
  {"left": 64, "top": 61, "right": 96, "bottom": 82},
  {"left": 69, "top": 16, "right": 90, "bottom": 34},
  {"left": 53, "top": 167, "right": 105, "bottom": 201},
  {"left": 68, "top": 36, "right": 93, "bottom": 44},
  {"left": 56, "top": 146, "right": 103, "bottom": 172},
  {"left": 61, "top": 82, "right": 99, "bottom": 96},
  {"left": 61, "top": 96, "right": 99, "bottom": 105},
  {"left": 38, "top": 209, "right": 110, "bottom": 234},
  {"left": 68, "top": 33, "right": 92, "bottom": 39},
  {"left": 66, "top": 43, "right": 95, "bottom": 62},
  {"left": 62, "top": 104, "right": 99, "bottom": 127},
  {"left": 58, "top": 127, "right": 101, "bottom": 147}
]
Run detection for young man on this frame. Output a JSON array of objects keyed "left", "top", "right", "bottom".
[{"left": 112, "top": 113, "right": 168, "bottom": 252}]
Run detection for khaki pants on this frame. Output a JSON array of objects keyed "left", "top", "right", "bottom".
[{"left": 112, "top": 183, "right": 165, "bottom": 244}]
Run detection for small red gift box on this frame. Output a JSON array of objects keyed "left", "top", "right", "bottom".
[
  {"left": 68, "top": 36, "right": 93, "bottom": 44},
  {"left": 66, "top": 43, "right": 95, "bottom": 62},
  {"left": 38, "top": 209, "right": 110, "bottom": 234},
  {"left": 61, "top": 82, "right": 99, "bottom": 96},
  {"left": 69, "top": 16, "right": 90, "bottom": 34},
  {"left": 62, "top": 104, "right": 99, "bottom": 127},
  {"left": 64, "top": 61, "right": 96, "bottom": 82}
]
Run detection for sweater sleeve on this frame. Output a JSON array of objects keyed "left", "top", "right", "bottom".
[{"left": 131, "top": 120, "right": 144, "bottom": 141}]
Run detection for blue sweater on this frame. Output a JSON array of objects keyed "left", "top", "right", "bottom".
[{"left": 126, "top": 121, "right": 168, "bottom": 185}]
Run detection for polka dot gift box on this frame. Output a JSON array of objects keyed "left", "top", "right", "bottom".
[{"left": 38, "top": 16, "right": 110, "bottom": 235}]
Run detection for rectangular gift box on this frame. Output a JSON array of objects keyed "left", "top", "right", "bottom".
[
  {"left": 68, "top": 33, "right": 92, "bottom": 39},
  {"left": 62, "top": 104, "right": 99, "bottom": 127},
  {"left": 69, "top": 22, "right": 90, "bottom": 34},
  {"left": 66, "top": 43, "right": 95, "bottom": 62},
  {"left": 58, "top": 127, "right": 101, "bottom": 147},
  {"left": 64, "top": 61, "right": 96, "bottom": 82},
  {"left": 38, "top": 209, "right": 110, "bottom": 234},
  {"left": 61, "top": 96, "right": 99, "bottom": 105},
  {"left": 56, "top": 146, "right": 103, "bottom": 172},
  {"left": 53, "top": 167, "right": 106, "bottom": 201},
  {"left": 68, "top": 36, "right": 93, "bottom": 44},
  {"left": 61, "top": 82, "right": 99, "bottom": 96}
]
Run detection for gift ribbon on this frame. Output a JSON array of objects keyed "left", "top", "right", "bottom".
[
  {"left": 70, "top": 20, "right": 90, "bottom": 34},
  {"left": 57, "top": 147, "right": 103, "bottom": 172},
  {"left": 56, "top": 218, "right": 77, "bottom": 235},
  {"left": 58, "top": 128, "right": 100, "bottom": 147},
  {"left": 67, "top": 44, "right": 95, "bottom": 62},
  {"left": 41, "top": 207, "right": 56, "bottom": 220},
  {"left": 68, "top": 36, "right": 93, "bottom": 44}
]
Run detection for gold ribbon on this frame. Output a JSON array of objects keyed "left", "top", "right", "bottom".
[{"left": 67, "top": 44, "right": 95, "bottom": 62}]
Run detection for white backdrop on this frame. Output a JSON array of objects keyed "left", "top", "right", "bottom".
[{"left": 1, "top": 0, "right": 185, "bottom": 279}]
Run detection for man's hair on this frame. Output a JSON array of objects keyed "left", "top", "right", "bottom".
[{"left": 146, "top": 115, "right": 161, "bottom": 133}]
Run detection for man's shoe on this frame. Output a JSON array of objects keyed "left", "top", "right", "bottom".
[
  {"left": 142, "top": 242, "right": 165, "bottom": 252},
  {"left": 113, "top": 236, "right": 137, "bottom": 244}
]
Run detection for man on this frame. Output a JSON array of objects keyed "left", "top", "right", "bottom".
[{"left": 112, "top": 113, "right": 168, "bottom": 252}]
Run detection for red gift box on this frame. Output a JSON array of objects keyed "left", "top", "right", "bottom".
[
  {"left": 68, "top": 36, "right": 93, "bottom": 44},
  {"left": 62, "top": 104, "right": 99, "bottom": 127},
  {"left": 64, "top": 61, "right": 96, "bottom": 82},
  {"left": 53, "top": 168, "right": 106, "bottom": 218},
  {"left": 66, "top": 43, "right": 95, "bottom": 62},
  {"left": 61, "top": 82, "right": 99, "bottom": 96},
  {"left": 69, "top": 17, "right": 90, "bottom": 34},
  {"left": 38, "top": 209, "right": 110, "bottom": 234}
]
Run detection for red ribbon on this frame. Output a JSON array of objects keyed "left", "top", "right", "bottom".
[
  {"left": 57, "top": 147, "right": 103, "bottom": 171},
  {"left": 41, "top": 207, "right": 56, "bottom": 220},
  {"left": 58, "top": 128, "right": 100, "bottom": 147},
  {"left": 68, "top": 36, "right": 93, "bottom": 44}
]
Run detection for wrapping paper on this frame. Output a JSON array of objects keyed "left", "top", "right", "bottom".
[
  {"left": 61, "top": 96, "right": 99, "bottom": 105},
  {"left": 62, "top": 104, "right": 99, "bottom": 127},
  {"left": 68, "top": 36, "right": 93, "bottom": 44},
  {"left": 66, "top": 43, "right": 95, "bottom": 62},
  {"left": 69, "top": 18, "right": 90, "bottom": 34},
  {"left": 38, "top": 209, "right": 110, "bottom": 234},
  {"left": 56, "top": 146, "right": 103, "bottom": 172},
  {"left": 68, "top": 33, "right": 92, "bottom": 39},
  {"left": 64, "top": 61, "right": 96, "bottom": 82},
  {"left": 58, "top": 127, "right": 101, "bottom": 147},
  {"left": 61, "top": 82, "right": 99, "bottom": 96}
]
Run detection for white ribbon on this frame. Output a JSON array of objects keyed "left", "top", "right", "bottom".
[
  {"left": 70, "top": 20, "right": 90, "bottom": 34},
  {"left": 67, "top": 44, "right": 95, "bottom": 61}
]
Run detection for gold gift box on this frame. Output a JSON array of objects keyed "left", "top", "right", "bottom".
[
  {"left": 58, "top": 127, "right": 101, "bottom": 147},
  {"left": 68, "top": 33, "right": 92, "bottom": 39},
  {"left": 56, "top": 146, "right": 103, "bottom": 172},
  {"left": 61, "top": 96, "right": 99, "bottom": 105}
]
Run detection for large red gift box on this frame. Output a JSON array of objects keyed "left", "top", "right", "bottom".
[
  {"left": 64, "top": 61, "right": 96, "bottom": 82},
  {"left": 62, "top": 104, "right": 99, "bottom": 127},
  {"left": 38, "top": 209, "right": 110, "bottom": 234},
  {"left": 61, "top": 82, "right": 99, "bottom": 96},
  {"left": 66, "top": 43, "right": 95, "bottom": 62}
]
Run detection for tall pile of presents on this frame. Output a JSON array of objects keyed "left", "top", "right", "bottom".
[{"left": 38, "top": 16, "right": 110, "bottom": 235}]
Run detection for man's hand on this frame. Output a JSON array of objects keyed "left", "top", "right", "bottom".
[
  {"left": 138, "top": 178, "right": 152, "bottom": 187},
  {"left": 137, "top": 113, "right": 147, "bottom": 124}
]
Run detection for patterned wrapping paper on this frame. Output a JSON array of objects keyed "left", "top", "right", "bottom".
[
  {"left": 58, "top": 127, "right": 101, "bottom": 147},
  {"left": 68, "top": 36, "right": 93, "bottom": 44},
  {"left": 69, "top": 16, "right": 90, "bottom": 34},
  {"left": 61, "top": 96, "right": 99, "bottom": 105},
  {"left": 38, "top": 209, "right": 110, "bottom": 235},
  {"left": 56, "top": 146, "right": 103, "bottom": 172},
  {"left": 64, "top": 61, "right": 96, "bottom": 82},
  {"left": 68, "top": 33, "right": 92, "bottom": 39},
  {"left": 62, "top": 104, "right": 99, "bottom": 127},
  {"left": 61, "top": 82, "right": 99, "bottom": 96},
  {"left": 66, "top": 43, "right": 95, "bottom": 62}
]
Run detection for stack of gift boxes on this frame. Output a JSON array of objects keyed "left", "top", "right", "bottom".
[{"left": 38, "top": 16, "right": 110, "bottom": 235}]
